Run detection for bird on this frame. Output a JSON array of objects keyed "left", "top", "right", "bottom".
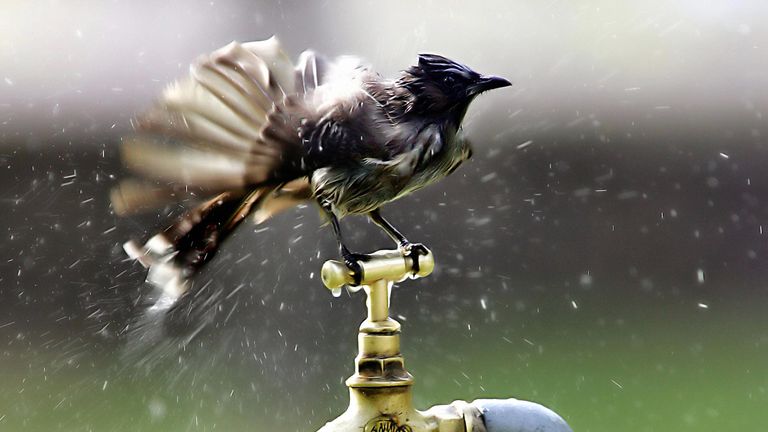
[{"left": 112, "top": 36, "right": 511, "bottom": 296}]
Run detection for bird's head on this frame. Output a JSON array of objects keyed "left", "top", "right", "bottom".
[{"left": 398, "top": 54, "right": 511, "bottom": 121}]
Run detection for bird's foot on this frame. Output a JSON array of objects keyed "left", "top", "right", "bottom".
[
  {"left": 343, "top": 252, "right": 371, "bottom": 286},
  {"left": 399, "top": 242, "right": 429, "bottom": 273}
]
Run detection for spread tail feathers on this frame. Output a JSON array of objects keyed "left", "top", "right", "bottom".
[
  {"left": 112, "top": 36, "right": 322, "bottom": 217},
  {"left": 112, "top": 37, "right": 325, "bottom": 297},
  {"left": 124, "top": 180, "right": 311, "bottom": 298}
]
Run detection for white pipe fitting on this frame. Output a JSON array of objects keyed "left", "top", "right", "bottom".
[{"left": 472, "top": 398, "right": 572, "bottom": 432}]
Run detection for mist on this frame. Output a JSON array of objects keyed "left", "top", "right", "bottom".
[{"left": 2, "top": 1, "right": 767, "bottom": 431}]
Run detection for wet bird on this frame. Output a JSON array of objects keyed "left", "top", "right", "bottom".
[{"left": 112, "top": 37, "right": 511, "bottom": 294}]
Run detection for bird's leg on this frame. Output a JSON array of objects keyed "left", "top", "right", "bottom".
[
  {"left": 324, "top": 207, "right": 367, "bottom": 286},
  {"left": 368, "top": 209, "right": 429, "bottom": 271}
]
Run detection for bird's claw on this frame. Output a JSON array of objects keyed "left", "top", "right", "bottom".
[
  {"left": 343, "top": 253, "right": 370, "bottom": 286},
  {"left": 399, "top": 242, "right": 428, "bottom": 273}
]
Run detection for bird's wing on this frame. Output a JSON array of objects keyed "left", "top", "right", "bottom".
[
  {"left": 113, "top": 37, "right": 314, "bottom": 215},
  {"left": 381, "top": 123, "right": 445, "bottom": 173},
  {"left": 410, "top": 123, "right": 445, "bottom": 169}
]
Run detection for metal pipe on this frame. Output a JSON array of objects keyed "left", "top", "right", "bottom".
[{"left": 366, "top": 280, "right": 389, "bottom": 323}]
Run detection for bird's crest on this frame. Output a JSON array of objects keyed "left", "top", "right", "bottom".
[
  {"left": 417, "top": 54, "right": 473, "bottom": 77},
  {"left": 396, "top": 54, "right": 480, "bottom": 116},
  {"left": 401, "top": 54, "right": 476, "bottom": 83}
]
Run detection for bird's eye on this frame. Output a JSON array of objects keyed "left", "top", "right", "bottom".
[{"left": 443, "top": 76, "right": 455, "bottom": 86}]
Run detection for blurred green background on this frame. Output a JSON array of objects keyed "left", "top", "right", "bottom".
[{"left": 2, "top": 1, "right": 767, "bottom": 431}]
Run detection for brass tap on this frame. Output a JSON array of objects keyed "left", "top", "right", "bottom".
[{"left": 317, "top": 247, "right": 485, "bottom": 432}]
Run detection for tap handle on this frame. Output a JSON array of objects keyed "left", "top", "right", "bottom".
[{"left": 321, "top": 247, "right": 435, "bottom": 291}]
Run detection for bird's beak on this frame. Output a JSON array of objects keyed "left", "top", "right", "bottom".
[{"left": 469, "top": 75, "right": 512, "bottom": 95}]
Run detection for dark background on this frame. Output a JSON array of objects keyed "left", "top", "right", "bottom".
[{"left": 2, "top": 1, "right": 767, "bottom": 431}]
